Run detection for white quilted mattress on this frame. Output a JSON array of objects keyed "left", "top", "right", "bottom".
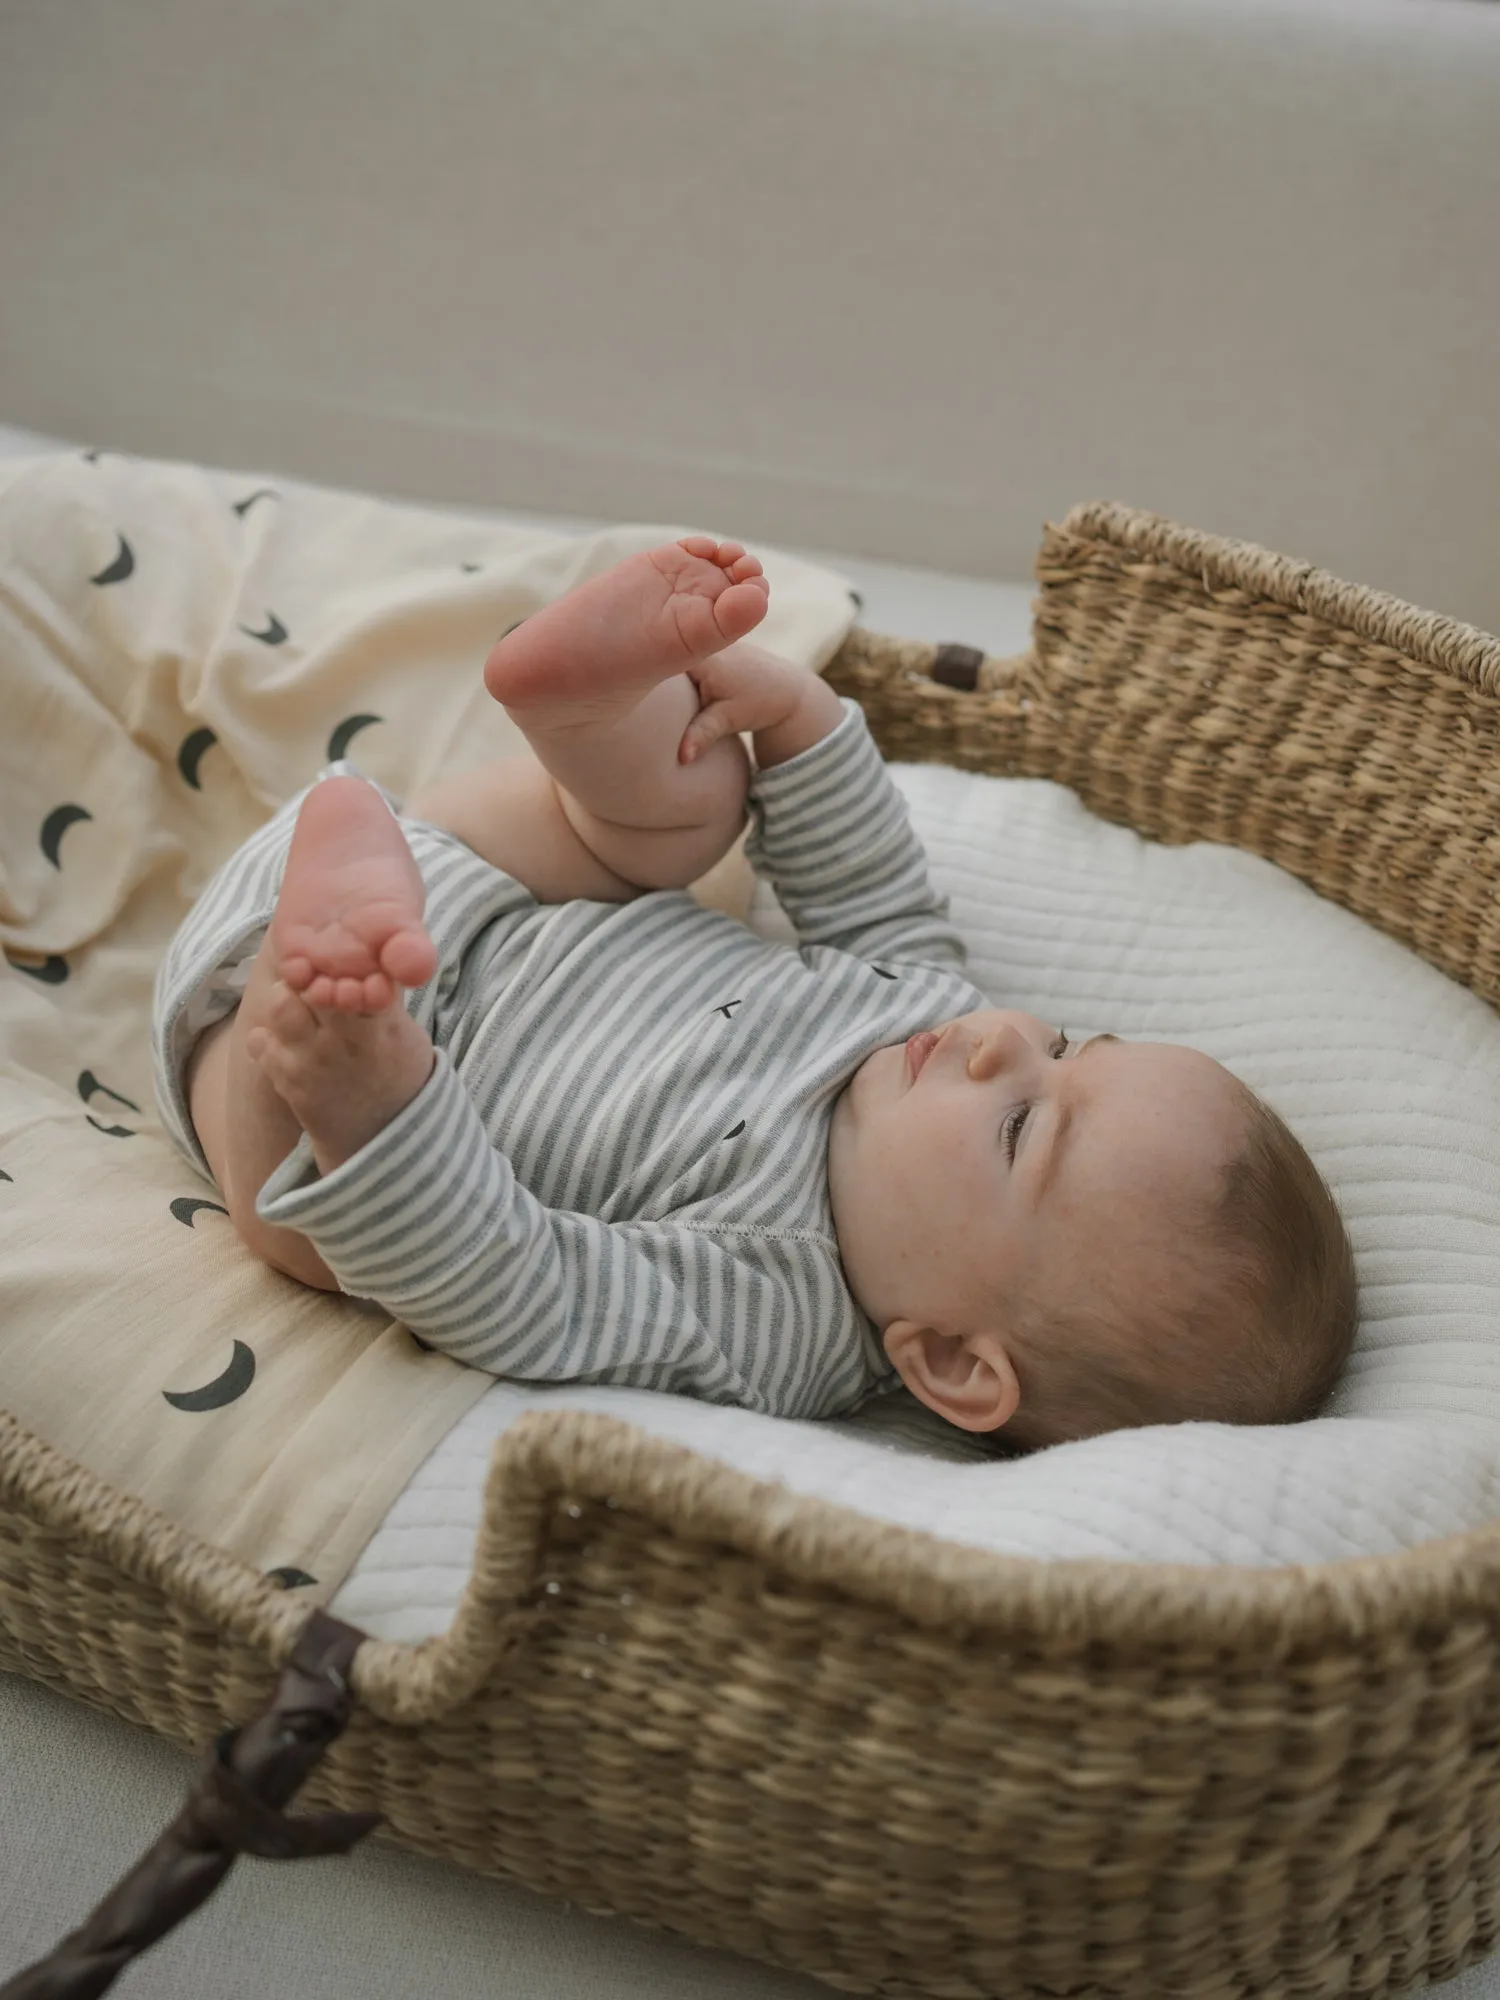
[{"left": 336, "top": 723, "right": 1500, "bottom": 1642}]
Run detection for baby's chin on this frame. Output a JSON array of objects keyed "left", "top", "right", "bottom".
[
  {"left": 831, "top": 1042, "right": 890, "bottom": 1130},
  {"left": 857, "top": 1040, "right": 902, "bottom": 1089}
]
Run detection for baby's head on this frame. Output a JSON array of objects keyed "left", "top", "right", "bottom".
[{"left": 827, "top": 1009, "right": 1357, "bottom": 1449}]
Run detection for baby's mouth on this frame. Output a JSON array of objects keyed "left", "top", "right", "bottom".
[{"left": 905, "top": 1031, "right": 939, "bottom": 1086}]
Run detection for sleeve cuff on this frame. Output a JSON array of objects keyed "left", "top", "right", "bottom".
[
  {"left": 746, "top": 695, "right": 864, "bottom": 796},
  {"left": 255, "top": 1046, "right": 453, "bottom": 1231}
]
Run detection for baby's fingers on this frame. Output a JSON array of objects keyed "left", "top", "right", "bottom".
[{"left": 678, "top": 701, "right": 741, "bottom": 764}]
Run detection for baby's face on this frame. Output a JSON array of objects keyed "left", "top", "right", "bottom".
[{"left": 827, "top": 1008, "right": 1246, "bottom": 1416}]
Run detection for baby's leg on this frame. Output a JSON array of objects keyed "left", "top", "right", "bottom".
[
  {"left": 431, "top": 537, "right": 767, "bottom": 895},
  {"left": 190, "top": 776, "right": 440, "bottom": 1288}
]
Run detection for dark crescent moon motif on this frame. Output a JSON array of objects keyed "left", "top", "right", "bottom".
[
  {"left": 0, "top": 1169, "right": 13, "bottom": 1183},
  {"left": 232, "top": 487, "right": 279, "bottom": 517},
  {"left": 40, "top": 803, "right": 93, "bottom": 866},
  {"left": 89, "top": 534, "right": 135, "bottom": 586},
  {"left": 460, "top": 561, "right": 483, "bottom": 573},
  {"left": 848, "top": 589, "right": 864, "bottom": 611},
  {"left": 721, "top": 1120, "right": 747, "bottom": 1140},
  {"left": 163, "top": 1338, "right": 256, "bottom": 1412},
  {"left": 170, "top": 1196, "right": 229, "bottom": 1227},
  {"left": 176, "top": 727, "right": 219, "bottom": 790},
  {"left": 239, "top": 612, "right": 289, "bottom": 646},
  {"left": 266, "top": 1566, "right": 317, "bottom": 1589},
  {"left": 5, "top": 949, "right": 68, "bottom": 985},
  {"left": 326, "top": 713, "right": 383, "bottom": 761},
  {"left": 871, "top": 966, "right": 898, "bottom": 980},
  {"left": 79, "top": 1068, "right": 141, "bottom": 1136},
  {"left": 79, "top": 1069, "right": 140, "bottom": 1111}
]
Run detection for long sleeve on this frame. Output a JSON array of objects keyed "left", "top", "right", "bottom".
[
  {"left": 255, "top": 1049, "right": 871, "bottom": 1416},
  {"left": 742, "top": 696, "right": 968, "bottom": 977}
]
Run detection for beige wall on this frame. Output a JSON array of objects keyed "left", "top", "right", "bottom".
[{"left": 1, "top": 0, "right": 1497, "bottom": 631}]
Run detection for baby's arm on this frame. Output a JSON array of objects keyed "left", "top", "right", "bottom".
[
  {"left": 678, "top": 642, "right": 966, "bottom": 972},
  {"left": 251, "top": 1052, "right": 851, "bottom": 1411}
]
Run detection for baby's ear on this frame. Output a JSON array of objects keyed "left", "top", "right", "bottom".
[{"left": 882, "top": 1320, "right": 1020, "bottom": 1433}]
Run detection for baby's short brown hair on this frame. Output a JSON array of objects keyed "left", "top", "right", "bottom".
[{"left": 1000, "top": 1081, "right": 1358, "bottom": 1451}]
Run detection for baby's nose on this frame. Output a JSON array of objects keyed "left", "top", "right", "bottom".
[{"left": 965, "top": 1020, "right": 1028, "bottom": 1079}]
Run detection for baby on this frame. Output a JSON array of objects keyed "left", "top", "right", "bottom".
[{"left": 152, "top": 537, "right": 1359, "bottom": 1449}]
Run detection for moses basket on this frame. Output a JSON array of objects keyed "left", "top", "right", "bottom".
[{"left": 5, "top": 499, "right": 1500, "bottom": 2000}]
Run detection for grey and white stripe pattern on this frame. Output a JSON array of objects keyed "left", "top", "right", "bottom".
[{"left": 152, "top": 700, "right": 989, "bottom": 1419}]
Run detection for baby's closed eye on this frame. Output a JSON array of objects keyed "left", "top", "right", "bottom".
[{"left": 999, "top": 1033, "right": 1069, "bottom": 1161}]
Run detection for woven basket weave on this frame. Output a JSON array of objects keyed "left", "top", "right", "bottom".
[{"left": 5, "top": 500, "right": 1500, "bottom": 2000}]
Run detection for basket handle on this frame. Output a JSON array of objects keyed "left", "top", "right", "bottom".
[{"left": 1, "top": 1610, "right": 378, "bottom": 1999}]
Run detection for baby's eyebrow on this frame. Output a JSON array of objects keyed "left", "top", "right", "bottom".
[
  {"left": 1032, "top": 1034, "right": 1118, "bottom": 1205},
  {"left": 1033, "top": 1100, "right": 1074, "bottom": 1208}
]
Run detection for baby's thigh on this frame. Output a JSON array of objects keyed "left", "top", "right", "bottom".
[{"left": 405, "top": 757, "right": 643, "bottom": 904}]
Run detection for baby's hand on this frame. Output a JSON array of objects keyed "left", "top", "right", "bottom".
[{"left": 678, "top": 642, "right": 838, "bottom": 768}]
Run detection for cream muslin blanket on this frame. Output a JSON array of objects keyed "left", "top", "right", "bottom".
[{"left": 0, "top": 448, "right": 856, "bottom": 1597}]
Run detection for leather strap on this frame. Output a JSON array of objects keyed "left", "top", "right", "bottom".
[
  {"left": 929, "top": 642, "right": 986, "bottom": 691},
  {"left": 1, "top": 1610, "right": 379, "bottom": 2000}
]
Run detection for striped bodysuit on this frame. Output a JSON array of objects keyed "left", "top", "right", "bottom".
[{"left": 152, "top": 699, "right": 988, "bottom": 1419}]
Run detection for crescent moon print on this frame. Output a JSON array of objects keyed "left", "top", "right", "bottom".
[
  {"left": 239, "top": 612, "right": 289, "bottom": 646},
  {"left": 176, "top": 727, "right": 219, "bottom": 790},
  {"left": 78, "top": 1067, "right": 141, "bottom": 1137},
  {"left": 89, "top": 534, "right": 135, "bottom": 586},
  {"left": 170, "top": 1196, "right": 229, "bottom": 1227},
  {"left": 266, "top": 1566, "right": 317, "bottom": 1589},
  {"left": 162, "top": 1337, "right": 256, "bottom": 1412},
  {"left": 326, "top": 713, "right": 383, "bottom": 761},
  {"left": 0, "top": 1169, "right": 13, "bottom": 1183},
  {"left": 721, "top": 1120, "right": 746, "bottom": 1140},
  {"left": 40, "top": 803, "right": 93, "bottom": 866},
  {"left": 460, "top": 561, "right": 483, "bottom": 573},
  {"left": 232, "top": 488, "right": 279, "bottom": 517},
  {"left": 5, "top": 949, "right": 68, "bottom": 984}
]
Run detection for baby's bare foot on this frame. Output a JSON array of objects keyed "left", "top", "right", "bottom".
[
  {"left": 483, "top": 536, "right": 770, "bottom": 716},
  {"left": 246, "top": 980, "right": 435, "bottom": 1175},
  {"left": 271, "top": 776, "right": 437, "bottom": 1011},
  {"left": 246, "top": 776, "right": 440, "bottom": 1170}
]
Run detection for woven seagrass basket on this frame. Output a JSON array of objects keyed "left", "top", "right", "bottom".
[{"left": 5, "top": 500, "right": 1500, "bottom": 2000}]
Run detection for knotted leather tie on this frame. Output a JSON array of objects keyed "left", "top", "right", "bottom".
[{"left": 1, "top": 1610, "right": 379, "bottom": 1999}]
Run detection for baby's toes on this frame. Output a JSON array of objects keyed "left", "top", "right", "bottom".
[
  {"left": 711, "top": 577, "right": 771, "bottom": 644},
  {"left": 379, "top": 927, "right": 438, "bottom": 989},
  {"left": 267, "top": 980, "right": 320, "bottom": 1042},
  {"left": 725, "top": 552, "right": 763, "bottom": 583},
  {"left": 300, "top": 968, "right": 338, "bottom": 1008}
]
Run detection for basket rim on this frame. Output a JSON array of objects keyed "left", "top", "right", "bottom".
[
  {"left": 8, "top": 1402, "right": 1500, "bottom": 1729},
  {"left": 1059, "top": 501, "right": 1500, "bottom": 694}
]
